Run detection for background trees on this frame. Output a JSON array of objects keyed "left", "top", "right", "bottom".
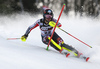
[{"left": 0, "top": 0, "right": 100, "bottom": 17}]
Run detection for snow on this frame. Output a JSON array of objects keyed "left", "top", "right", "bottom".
[{"left": 0, "top": 13, "right": 100, "bottom": 69}]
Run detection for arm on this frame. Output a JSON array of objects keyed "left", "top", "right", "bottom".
[
  {"left": 21, "top": 20, "right": 39, "bottom": 41},
  {"left": 24, "top": 22, "right": 39, "bottom": 36}
]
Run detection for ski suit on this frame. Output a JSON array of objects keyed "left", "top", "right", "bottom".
[
  {"left": 24, "top": 18, "right": 63, "bottom": 51},
  {"left": 24, "top": 18, "right": 79, "bottom": 56}
]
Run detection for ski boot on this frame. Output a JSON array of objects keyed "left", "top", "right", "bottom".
[
  {"left": 60, "top": 48, "right": 70, "bottom": 57},
  {"left": 78, "top": 52, "right": 90, "bottom": 62}
]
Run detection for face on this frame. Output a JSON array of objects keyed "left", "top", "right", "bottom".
[{"left": 44, "top": 15, "right": 52, "bottom": 24}]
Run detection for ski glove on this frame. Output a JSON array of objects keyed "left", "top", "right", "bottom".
[
  {"left": 49, "top": 21, "right": 61, "bottom": 28},
  {"left": 21, "top": 34, "right": 28, "bottom": 42}
]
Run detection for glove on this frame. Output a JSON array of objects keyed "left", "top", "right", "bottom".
[
  {"left": 21, "top": 34, "right": 28, "bottom": 42},
  {"left": 49, "top": 21, "right": 60, "bottom": 28},
  {"left": 49, "top": 21, "right": 56, "bottom": 27}
]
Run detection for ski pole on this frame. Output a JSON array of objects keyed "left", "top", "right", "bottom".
[
  {"left": 7, "top": 37, "right": 27, "bottom": 42},
  {"left": 49, "top": 21, "right": 92, "bottom": 48},
  {"left": 46, "top": 4, "right": 65, "bottom": 50},
  {"left": 7, "top": 38, "right": 20, "bottom": 40}
]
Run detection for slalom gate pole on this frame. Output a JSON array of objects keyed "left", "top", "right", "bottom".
[
  {"left": 58, "top": 27, "right": 92, "bottom": 48},
  {"left": 7, "top": 38, "right": 20, "bottom": 40},
  {"left": 46, "top": 4, "right": 65, "bottom": 50},
  {"left": 49, "top": 21, "right": 92, "bottom": 48}
]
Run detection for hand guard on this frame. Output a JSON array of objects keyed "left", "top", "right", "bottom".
[{"left": 21, "top": 35, "right": 28, "bottom": 42}]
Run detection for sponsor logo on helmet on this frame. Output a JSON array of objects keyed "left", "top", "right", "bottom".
[{"left": 48, "top": 10, "right": 52, "bottom": 14}]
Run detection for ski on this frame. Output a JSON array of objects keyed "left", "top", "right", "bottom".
[
  {"left": 86, "top": 57, "right": 90, "bottom": 62},
  {"left": 82, "top": 56, "right": 90, "bottom": 62},
  {"left": 60, "top": 48, "right": 70, "bottom": 57},
  {"left": 76, "top": 52, "right": 90, "bottom": 62},
  {"left": 79, "top": 53, "right": 90, "bottom": 62},
  {"left": 66, "top": 53, "right": 70, "bottom": 57},
  {"left": 64, "top": 52, "right": 90, "bottom": 62}
]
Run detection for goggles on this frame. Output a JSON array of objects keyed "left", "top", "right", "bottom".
[{"left": 45, "top": 15, "right": 52, "bottom": 19}]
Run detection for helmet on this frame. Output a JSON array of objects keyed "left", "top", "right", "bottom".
[{"left": 43, "top": 9, "right": 53, "bottom": 20}]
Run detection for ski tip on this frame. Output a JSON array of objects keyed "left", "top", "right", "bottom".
[
  {"left": 66, "top": 53, "right": 70, "bottom": 57},
  {"left": 86, "top": 57, "right": 90, "bottom": 62}
]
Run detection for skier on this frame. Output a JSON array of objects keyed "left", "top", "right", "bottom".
[{"left": 21, "top": 9, "right": 88, "bottom": 59}]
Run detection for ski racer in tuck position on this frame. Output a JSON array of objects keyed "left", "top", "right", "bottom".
[{"left": 21, "top": 8, "right": 89, "bottom": 61}]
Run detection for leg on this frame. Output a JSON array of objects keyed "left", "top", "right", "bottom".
[
  {"left": 52, "top": 32, "right": 80, "bottom": 57},
  {"left": 42, "top": 35, "right": 70, "bottom": 56},
  {"left": 61, "top": 43, "right": 80, "bottom": 57},
  {"left": 41, "top": 35, "right": 61, "bottom": 51},
  {"left": 52, "top": 32, "right": 64, "bottom": 46}
]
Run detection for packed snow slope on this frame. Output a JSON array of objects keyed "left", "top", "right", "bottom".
[{"left": 0, "top": 13, "right": 100, "bottom": 69}]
